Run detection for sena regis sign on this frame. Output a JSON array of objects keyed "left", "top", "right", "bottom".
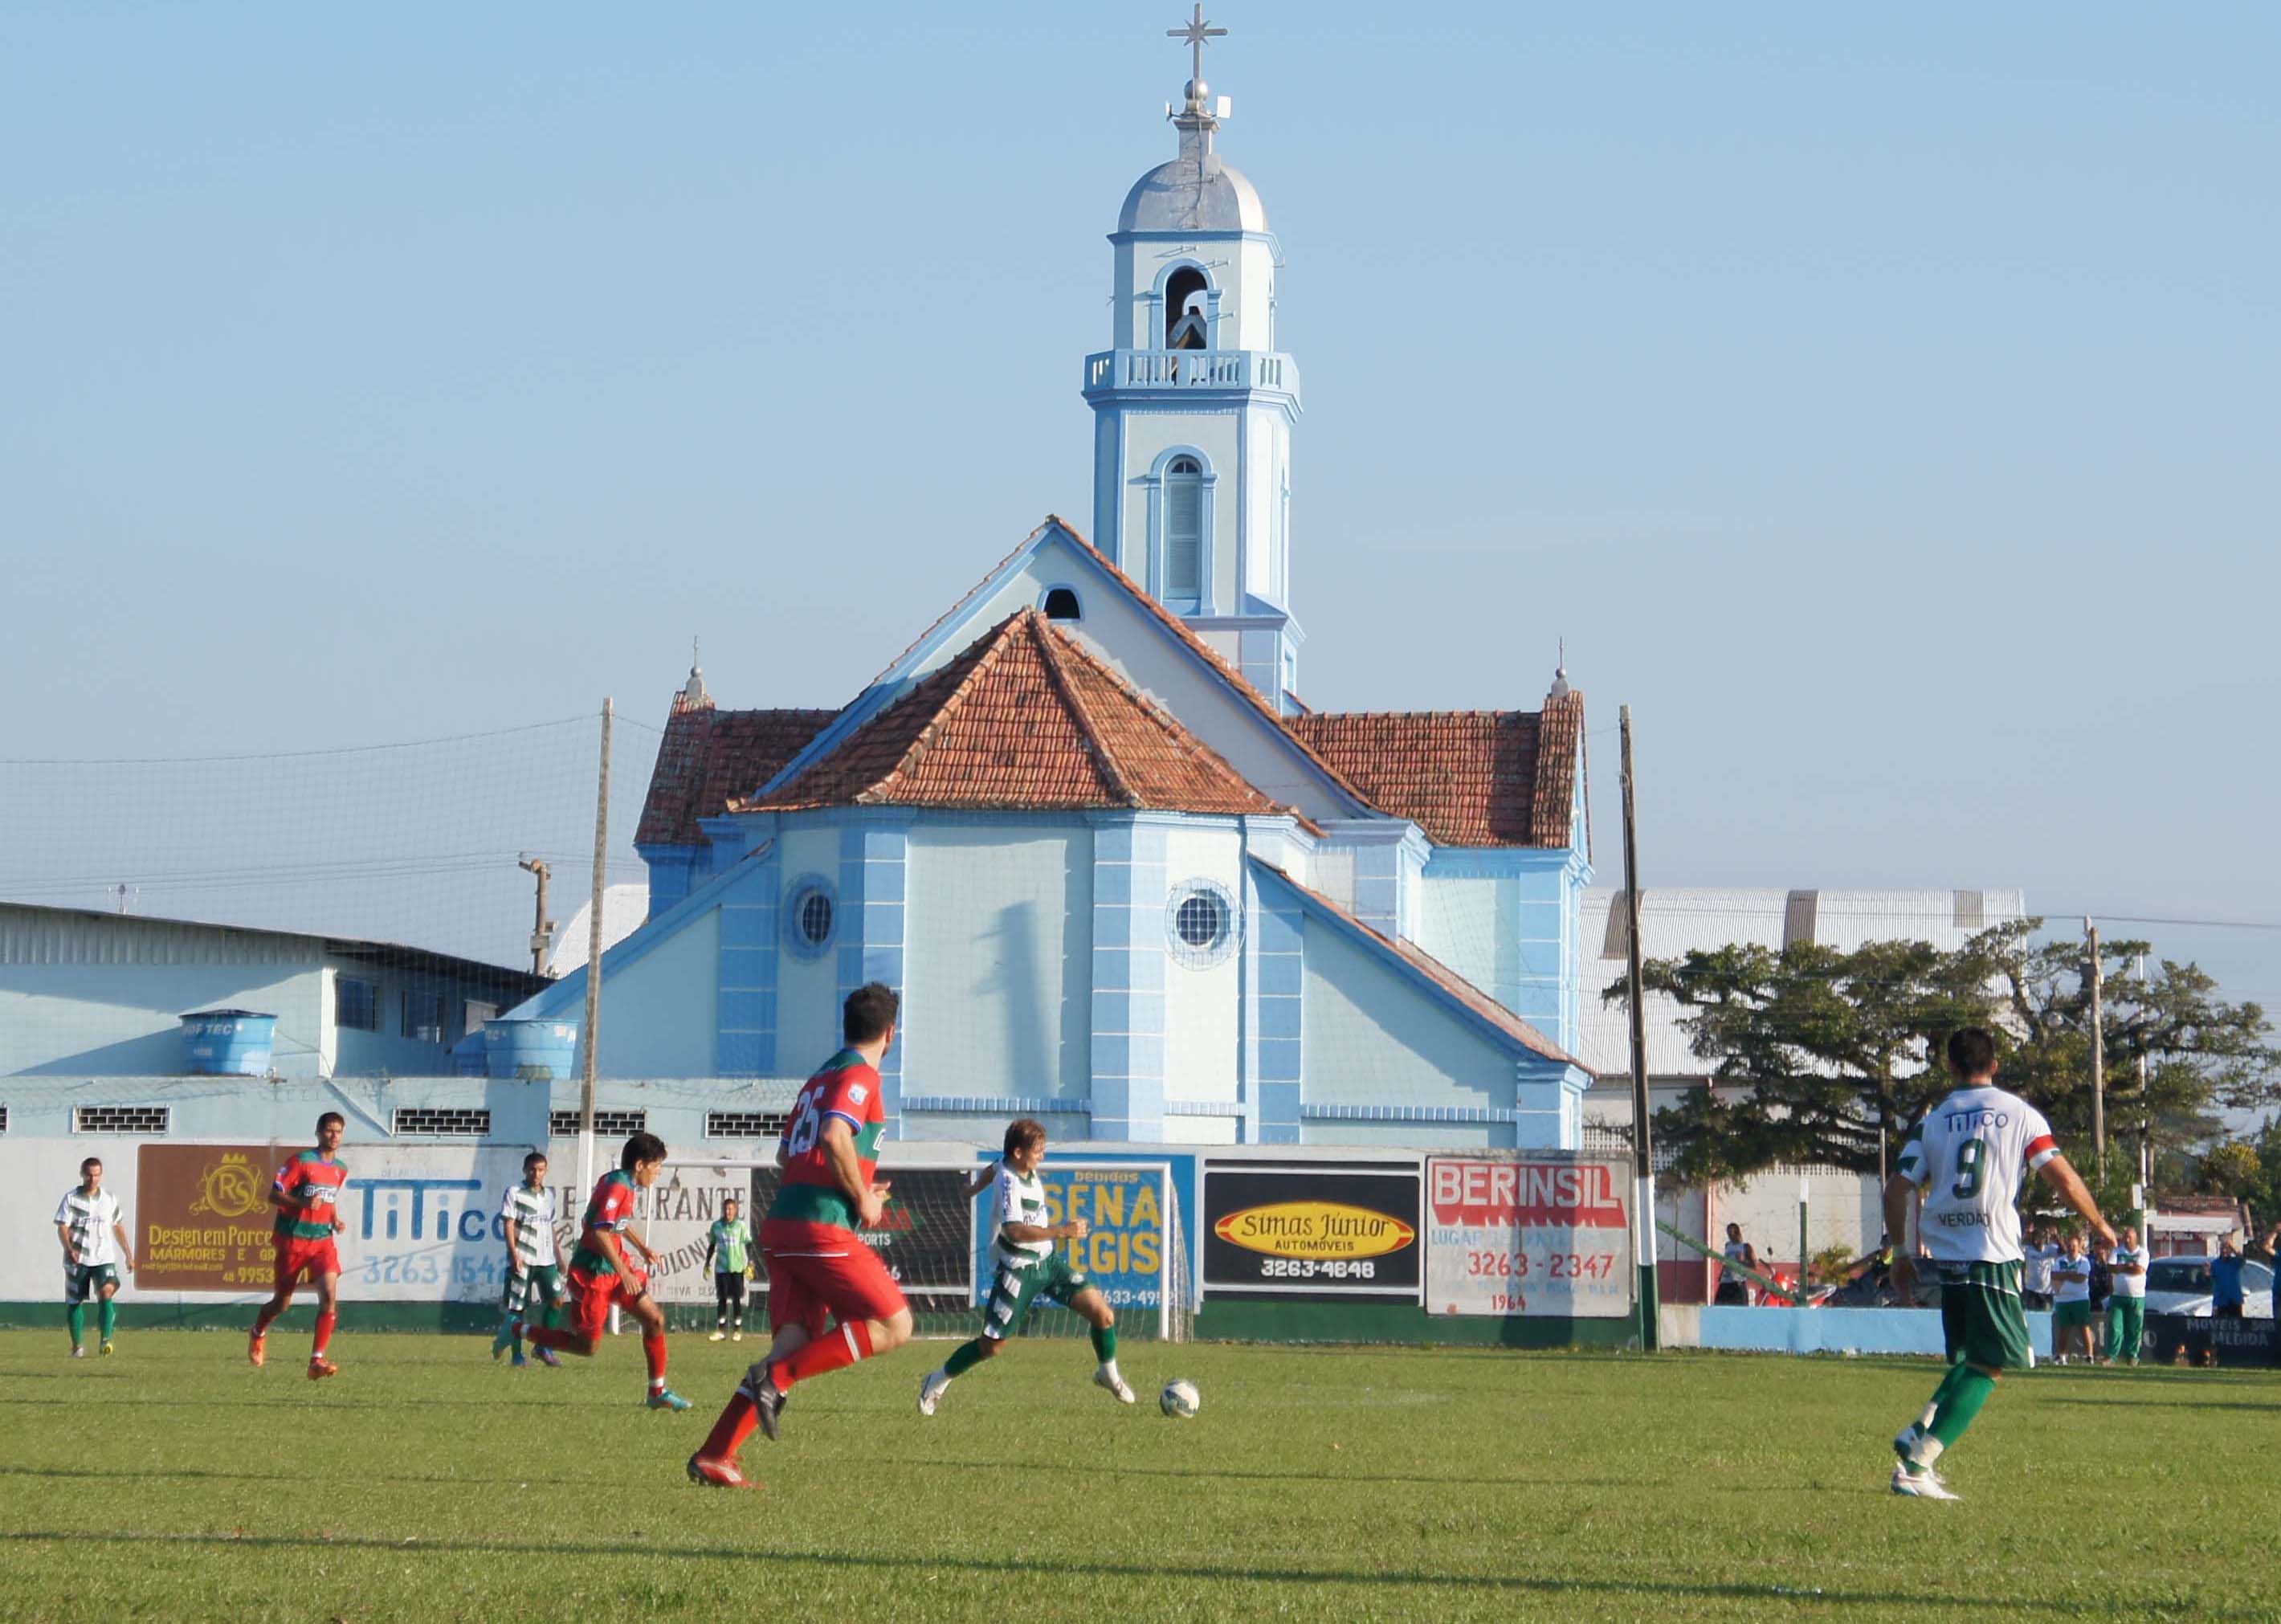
[
  {"left": 1202, "top": 1162, "right": 1422, "bottom": 1302},
  {"left": 1426, "top": 1157, "right": 1632, "bottom": 1319}
]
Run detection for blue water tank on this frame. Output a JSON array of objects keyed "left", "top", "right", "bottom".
[
  {"left": 448, "top": 1030, "right": 488, "bottom": 1077},
  {"left": 180, "top": 1010, "right": 279, "bottom": 1076},
  {"left": 484, "top": 1018, "right": 580, "bottom": 1081}
]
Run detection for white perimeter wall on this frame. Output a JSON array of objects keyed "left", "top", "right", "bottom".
[{"left": 906, "top": 823, "right": 1092, "bottom": 1100}]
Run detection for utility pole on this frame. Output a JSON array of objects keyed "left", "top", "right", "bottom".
[
  {"left": 1619, "top": 705, "right": 1659, "bottom": 1351},
  {"left": 520, "top": 855, "right": 554, "bottom": 977},
  {"left": 2086, "top": 918, "right": 2106, "bottom": 1189},
  {"left": 577, "top": 700, "right": 613, "bottom": 1202}
]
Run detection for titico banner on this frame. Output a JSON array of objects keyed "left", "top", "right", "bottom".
[
  {"left": 1202, "top": 1161, "right": 1422, "bottom": 1302},
  {"left": 1425, "top": 1156, "right": 1632, "bottom": 1318},
  {"left": 749, "top": 1166, "right": 974, "bottom": 1300}
]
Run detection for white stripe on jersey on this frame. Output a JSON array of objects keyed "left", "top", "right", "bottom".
[
  {"left": 990, "top": 1166, "right": 1053, "bottom": 1267},
  {"left": 54, "top": 1189, "right": 122, "bottom": 1267},
  {"left": 1895, "top": 1083, "right": 2059, "bottom": 1266},
  {"left": 499, "top": 1183, "right": 559, "bottom": 1269}
]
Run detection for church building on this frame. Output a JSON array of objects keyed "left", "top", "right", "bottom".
[{"left": 511, "top": 32, "right": 1598, "bottom": 1150}]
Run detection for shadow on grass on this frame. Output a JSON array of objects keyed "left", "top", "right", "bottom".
[
  {"left": 0, "top": 1464, "right": 618, "bottom": 1490},
  {"left": 0, "top": 1527, "right": 2171, "bottom": 1615}
]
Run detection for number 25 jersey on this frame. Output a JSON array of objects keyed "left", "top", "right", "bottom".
[
  {"left": 770, "top": 1049, "right": 886, "bottom": 1232},
  {"left": 1895, "top": 1084, "right": 2058, "bottom": 1265}
]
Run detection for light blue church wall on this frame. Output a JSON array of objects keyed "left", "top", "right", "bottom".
[
  {"left": 1418, "top": 846, "right": 1587, "bottom": 1055},
  {"left": 593, "top": 907, "right": 718, "bottom": 1079},
  {"left": 1161, "top": 821, "right": 1242, "bottom": 1135},
  {"left": 903, "top": 820, "right": 1093, "bottom": 1105},
  {"left": 775, "top": 822, "right": 843, "bottom": 1075}
]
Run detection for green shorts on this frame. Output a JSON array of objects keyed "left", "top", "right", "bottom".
[
  {"left": 504, "top": 1263, "right": 567, "bottom": 1315},
  {"left": 2051, "top": 1300, "right": 2095, "bottom": 1330},
  {"left": 1936, "top": 1260, "right": 2031, "bottom": 1371},
  {"left": 980, "top": 1251, "right": 1090, "bottom": 1341},
  {"left": 63, "top": 1263, "right": 119, "bottom": 1304}
]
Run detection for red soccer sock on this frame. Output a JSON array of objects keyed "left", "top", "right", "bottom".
[
  {"left": 528, "top": 1325, "right": 580, "bottom": 1354},
  {"left": 252, "top": 1300, "right": 282, "bottom": 1336},
  {"left": 312, "top": 1310, "right": 337, "bottom": 1357},
  {"left": 700, "top": 1391, "right": 758, "bottom": 1461},
  {"left": 772, "top": 1321, "right": 875, "bottom": 1392},
  {"left": 643, "top": 1332, "right": 668, "bottom": 1389}
]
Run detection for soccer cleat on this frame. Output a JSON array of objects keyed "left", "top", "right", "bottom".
[
  {"left": 731, "top": 1329, "right": 743, "bottom": 1342},
  {"left": 248, "top": 1331, "right": 266, "bottom": 1368},
  {"left": 918, "top": 1370, "right": 952, "bottom": 1416},
  {"left": 71, "top": 1345, "right": 84, "bottom": 1360},
  {"left": 511, "top": 1353, "right": 528, "bottom": 1369},
  {"left": 751, "top": 1373, "right": 786, "bottom": 1442},
  {"left": 100, "top": 1341, "right": 114, "bottom": 1357},
  {"left": 709, "top": 1330, "right": 727, "bottom": 1342},
  {"left": 308, "top": 1356, "right": 339, "bottom": 1382},
  {"left": 492, "top": 1321, "right": 519, "bottom": 1361},
  {"left": 688, "top": 1453, "right": 757, "bottom": 1491},
  {"left": 534, "top": 1346, "right": 561, "bottom": 1368},
  {"left": 1093, "top": 1367, "right": 1137, "bottom": 1404},
  {"left": 1890, "top": 1462, "right": 1960, "bottom": 1500},
  {"left": 648, "top": 1387, "right": 693, "bottom": 1411}
]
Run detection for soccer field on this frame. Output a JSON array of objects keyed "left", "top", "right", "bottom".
[{"left": 0, "top": 1329, "right": 2269, "bottom": 1622}]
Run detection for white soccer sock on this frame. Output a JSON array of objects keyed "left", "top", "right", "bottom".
[{"left": 1100, "top": 1359, "right": 1122, "bottom": 1382}]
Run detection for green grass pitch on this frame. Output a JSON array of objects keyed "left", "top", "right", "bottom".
[{"left": 0, "top": 1328, "right": 2270, "bottom": 1621}]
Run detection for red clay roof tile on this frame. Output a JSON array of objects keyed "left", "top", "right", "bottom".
[
  {"left": 1288, "top": 691, "right": 1585, "bottom": 850},
  {"left": 635, "top": 703, "right": 839, "bottom": 847}
]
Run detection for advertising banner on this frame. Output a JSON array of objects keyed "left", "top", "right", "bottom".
[
  {"left": 1202, "top": 1161, "right": 1422, "bottom": 1302},
  {"left": 970, "top": 1162, "right": 1174, "bottom": 1314},
  {"left": 138, "top": 1141, "right": 528, "bottom": 1301},
  {"left": 749, "top": 1165, "right": 975, "bottom": 1300},
  {"left": 640, "top": 1165, "right": 755, "bottom": 1304},
  {"left": 1424, "top": 1156, "right": 1632, "bottom": 1318}
]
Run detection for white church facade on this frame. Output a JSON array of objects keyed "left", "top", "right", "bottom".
[{"left": 510, "top": 43, "right": 1598, "bottom": 1150}]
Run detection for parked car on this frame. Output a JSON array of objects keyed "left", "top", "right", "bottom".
[{"left": 2142, "top": 1255, "right": 2274, "bottom": 1318}]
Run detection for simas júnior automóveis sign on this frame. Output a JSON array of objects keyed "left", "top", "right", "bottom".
[{"left": 1202, "top": 1162, "right": 1422, "bottom": 1300}]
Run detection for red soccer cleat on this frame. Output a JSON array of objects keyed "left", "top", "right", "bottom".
[
  {"left": 687, "top": 1454, "right": 758, "bottom": 1491},
  {"left": 307, "top": 1356, "right": 339, "bottom": 1381},
  {"left": 248, "top": 1332, "right": 266, "bottom": 1369}
]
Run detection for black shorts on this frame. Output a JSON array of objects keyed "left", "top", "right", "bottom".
[
  {"left": 1714, "top": 1281, "right": 1749, "bottom": 1306},
  {"left": 714, "top": 1271, "right": 745, "bottom": 1304}
]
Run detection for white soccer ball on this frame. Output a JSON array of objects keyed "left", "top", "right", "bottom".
[{"left": 1160, "top": 1378, "right": 1201, "bottom": 1418}]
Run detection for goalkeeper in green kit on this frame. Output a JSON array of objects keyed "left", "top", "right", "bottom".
[{"left": 706, "top": 1197, "right": 753, "bottom": 1341}]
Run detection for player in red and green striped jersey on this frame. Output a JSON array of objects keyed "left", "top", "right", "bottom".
[
  {"left": 511, "top": 1132, "right": 692, "bottom": 1411},
  {"left": 688, "top": 982, "right": 912, "bottom": 1489},
  {"left": 250, "top": 1112, "right": 349, "bottom": 1380}
]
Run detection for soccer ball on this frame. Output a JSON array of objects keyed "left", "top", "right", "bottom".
[{"left": 1160, "top": 1378, "right": 1201, "bottom": 1418}]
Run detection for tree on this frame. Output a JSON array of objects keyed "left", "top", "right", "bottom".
[
  {"left": 2195, "top": 1140, "right": 2262, "bottom": 1199},
  {"left": 1605, "top": 918, "right": 2280, "bottom": 1191}
]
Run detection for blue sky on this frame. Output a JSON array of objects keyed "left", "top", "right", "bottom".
[{"left": 3, "top": 5, "right": 2276, "bottom": 1030}]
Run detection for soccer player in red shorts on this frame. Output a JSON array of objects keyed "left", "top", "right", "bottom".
[
  {"left": 250, "top": 1112, "right": 349, "bottom": 1380},
  {"left": 689, "top": 982, "right": 913, "bottom": 1488},
  {"left": 512, "top": 1132, "right": 692, "bottom": 1411}
]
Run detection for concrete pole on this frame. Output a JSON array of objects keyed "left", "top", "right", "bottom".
[{"left": 1619, "top": 705, "right": 1659, "bottom": 1349}]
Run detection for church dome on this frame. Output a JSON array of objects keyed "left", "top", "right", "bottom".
[{"left": 1118, "top": 155, "right": 1268, "bottom": 234}]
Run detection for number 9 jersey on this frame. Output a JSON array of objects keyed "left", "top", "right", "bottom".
[{"left": 1895, "top": 1083, "right": 2058, "bottom": 1265}]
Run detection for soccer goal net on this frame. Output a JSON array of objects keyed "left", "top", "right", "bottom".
[{"left": 639, "top": 1155, "right": 1192, "bottom": 1342}]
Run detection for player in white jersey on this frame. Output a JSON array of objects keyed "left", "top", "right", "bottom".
[
  {"left": 55, "top": 1157, "right": 134, "bottom": 1357},
  {"left": 1884, "top": 1027, "right": 2113, "bottom": 1500},
  {"left": 491, "top": 1152, "right": 567, "bottom": 1368},
  {"left": 917, "top": 1118, "right": 1134, "bottom": 1414}
]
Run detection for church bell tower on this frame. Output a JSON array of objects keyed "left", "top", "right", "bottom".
[{"left": 1084, "top": 8, "right": 1304, "bottom": 710}]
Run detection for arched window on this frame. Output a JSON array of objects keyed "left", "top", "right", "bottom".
[
  {"left": 1042, "top": 586, "right": 1081, "bottom": 622},
  {"left": 1164, "top": 266, "right": 1209, "bottom": 350},
  {"left": 1162, "top": 455, "right": 1202, "bottom": 600}
]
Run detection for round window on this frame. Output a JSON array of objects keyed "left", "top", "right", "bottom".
[
  {"left": 1165, "top": 879, "right": 1238, "bottom": 968},
  {"left": 798, "top": 890, "right": 834, "bottom": 947}
]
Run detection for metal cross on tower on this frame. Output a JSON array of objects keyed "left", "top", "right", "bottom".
[{"left": 1169, "top": 4, "right": 1226, "bottom": 86}]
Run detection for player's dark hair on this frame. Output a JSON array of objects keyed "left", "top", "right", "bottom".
[
  {"left": 1946, "top": 1026, "right": 1998, "bottom": 1080},
  {"left": 80, "top": 1157, "right": 101, "bottom": 1175},
  {"left": 621, "top": 1131, "right": 668, "bottom": 1170},
  {"left": 316, "top": 1111, "right": 345, "bottom": 1133},
  {"left": 723, "top": 1195, "right": 739, "bottom": 1210},
  {"left": 1003, "top": 1117, "right": 1047, "bottom": 1157},
  {"left": 523, "top": 1150, "right": 547, "bottom": 1173},
  {"left": 843, "top": 981, "right": 900, "bottom": 1044}
]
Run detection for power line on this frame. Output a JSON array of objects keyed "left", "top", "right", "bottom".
[{"left": 0, "top": 714, "right": 603, "bottom": 767}]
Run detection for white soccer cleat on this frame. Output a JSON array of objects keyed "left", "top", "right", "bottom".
[
  {"left": 917, "top": 1370, "right": 951, "bottom": 1417},
  {"left": 1093, "top": 1367, "right": 1136, "bottom": 1404},
  {"left": 1890, "top": 1463, "right": 1961, "bottom": 1500},
  {"left": 708, "top": 1331, "right": 726, "bottom": 1342}
]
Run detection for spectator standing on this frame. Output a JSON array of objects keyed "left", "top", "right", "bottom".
[
  {"left": 2106, "top": 1226, "right": 2147, "bottom": 1365},
  {"left": 2210, "top": 1236, "right": 2246, "bottom": 1320},
  {"left": 2022, "top": 1223, "right": 2060, "bottom": 1312},
  {"left": 2087, "top": 1238, "right": 2113, "bottom": 1361},
  {"left": 1716, "top": 1224, "right": 1757, "bottom": 1307},
  {"left": 2050, "top": 1233, "right": 2095, "bottom": 1365}
]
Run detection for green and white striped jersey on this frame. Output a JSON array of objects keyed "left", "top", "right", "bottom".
[
  {"left": 55, "top": 1187, "right": 123, "bottom": 1267},
  {"left": 499, "top": 1181, "right": 559, "bottom": 1270},
  {"left": 990, "top": 1165, "right": 1053, "bottom": 1268}
]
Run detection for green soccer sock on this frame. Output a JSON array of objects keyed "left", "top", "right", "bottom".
[
  {"left": 67, "top": 1303, "right": 85, "bottom": 1348},
  {"left": 1091, "top": 1324, "right": 1117, "bottom": 1365},
  {"left": 99, "top": 1297, "right": 117, "bottom": 1342},
  {"left": 943, "top": 1339, "right": 988, "bottom": 1378},
  {"left": 1928, "top": 1366, "right": 1997, "bottom": 1452}
]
